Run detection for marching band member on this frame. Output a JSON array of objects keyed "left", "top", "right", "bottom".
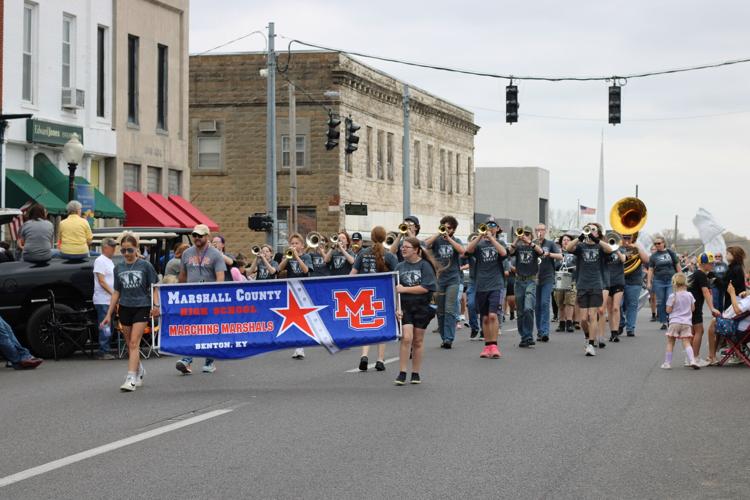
[
  {"left": 351, "top": 226, "right": 399, "bottom": 371},
  {"left": 394, "top": 237, "right": 439, "bottom": 385},
  {"left": 504, "top": 255, "right": 517, "bottom": 324},
  {"left": 390, "top": 215, "right": 420, "bottom": 261},
  {"left": 533, "top": 224, "right": 563, "bottom": 342},
  {"left": 554, "top": 234, "right": 577, "bottom": 333},
  {"left": 248, "top": 244, "right": 279, "bottom": 280},
  {"left": 508, "top": 225, "right": 545, "bottom": 348},
  {"left": 325, "top": 230, "right": 356, "bottom": 275},
  {"left": 425, "top": 216, "right": 464, "bottom": 349},
  {"left": 604, "top": 238, "right": 626, "bottom": 343},
  {"left": 350, "top": 232, "right": 364, "bottom": 256},
  {"left": 619, "top": 235, "right": 650, "bottom": 337},
  {"left": 279, "top": 233, "right": 312, "bottom": 360}
]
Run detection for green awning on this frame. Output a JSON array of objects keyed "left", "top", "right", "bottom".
[
  {"left": 4, "top": 169, "right": 68, "bottom": 215},
  {"left": 33, "top": 153, "right": 124, "bottom": 219}
]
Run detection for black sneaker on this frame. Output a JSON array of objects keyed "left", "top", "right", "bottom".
[
  {"left": 598, "top": 342, "right": 607, "bottom": 349},
  {"left": 539, "top": 336, "right": 549, "bottom": 342},
  {"left": 374, "top": 360, "right": 386, "bottom": 371},
  {"left": 441, "top": 342, "right": 452, "bottom": 349},
  {"left": 618, "top": 326, "right": 624, "bottom": 335},
  {"left": 566, "top": 321, "right": 575, "bottom": 333},
  {"left": 650, "top": 315, "right": 658, "bottom": 322},
  {"left": 609, "top": 334, "right": 620, "bottom": 343},
  {"left": 556, "top": 323, "right": 566, "bottom": 332},
  {"left": 510, "top": 312, "right": 515, "bottom": 320},
  {"left": 528, "top": 339, "right": 536, "bottom": 346},
  {"left": 358, "top": 356, "right": 369, "bottom": 371},
  {"left": 574, "top": 322, "right": 581, "bottom": 330},
  {"left": 660, "top": 323, "right": 668, "bottom": 330},
  {"left": 626, "top": 331, "right": 635, "bottom": 337},
  {"left": 394, "top": 371, "right": 407, "bottom": 386},
  {"left": 410, "top": 373, "right": 421, "bottom": 384},
  {"left": 518, "top": 341, "right": 531, "bottom": 348},
  {"left": 470, "top": 329, "right": 479, "bottom": 340}
]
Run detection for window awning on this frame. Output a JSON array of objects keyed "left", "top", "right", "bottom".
[
  {"left": 147, "top": 193, "right": 199, "bottom": 228},
  {"left": 123, "top": 192, "right": 219, "bottom": 232},
  {"left": 74, "top": 176, "right": 125, "bottom": 219},
  {"left": 4, "top": 169, "right": 68, "bottom": 215},
  {"left": 168, "top": 195, "right": 219, "bottom": 232}
]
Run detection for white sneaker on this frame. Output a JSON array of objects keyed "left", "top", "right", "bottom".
[
  {"left": 292, "top": 348, "right": 305, "bottom": 360},
  {"left": 135, "top": 365, "right": 145, "bottom": 387},
  {"left": 683, "top": 358, "right": 690, "bottom": 367},
  {"left": 697, "top": 358, "right": 711, "bottom": 368},
  {"left": 202, "top": 360, "right": 216, "bottom": 373},
  {"left": 689, "top": 360, "right": 701, "bottom": 370},
  {"left": 120, "top": 375, "right": 136, "bottom": 392},
  {"left": 585, "top": 344, "right": 596, "bottom": 356},
  {"left": 660, "top": 362, "right": 671, "bottom": 369},
  {"left": 726, "top": 355, "right": 742, "bottom": 365}
]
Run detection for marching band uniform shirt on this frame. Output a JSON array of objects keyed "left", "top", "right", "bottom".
[
  {"left": 650, "top": 249, "right": 678, "bottom": 281},
  {"left": 514, "top": 243, "right": 539, "bottom": 278},
  {"left": 468, "top": 239, "right": 506, "bottom": 293},
  {"left": 353, "top": 247, "right": 398, "bottom": 274},
  {"left": 328, "top": 250, "right": 355, "bottom": 276},
  {"left": 429, "top": 237, "right": 463, "bottom": 287},
  {"left": 624, "top": 256, "right": 644, "bottom": 286},
  {"left": 573, "top": 242, "right": 607, "bottom": 290},
  {"left": 606, "top": 249, "right": 626, "bottom": 287},
  {"left": 536, "top": 239, "right": 559, "bottom": 285},
  {"left": 255, "top": 260, "right": 279, "bottom": 280},
  {"left": 286, "top": 253, "right": 312, "bottom": 278},
  {"left": 113, "top": 259, "right": 158, "bottom": 308},
  {"left": 308, "top": 251, "right": 331, "bottom": 277},
  {"left": 396, "top": 259, "right": 437, "bottom": 305}
]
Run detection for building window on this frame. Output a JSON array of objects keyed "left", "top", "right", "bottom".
[
  {"left": 168, "top": 169, "right": 182, "bottom": 196},
  {"left": 96, "top": 26, "right": 106, "bottom": 117},
  {"left": 147, "top": 167, "right": 161, "bottom": 193},
  {"left": 197, "top": 137, "right": 222, "bottom": 170},
  {"left": 539, "top": 198, "right": 548, "bottom": 225},
  {"left": 365, "top": 127, "right": 373, "bottom": 177},
  {"left": 439, "top": 149, "right": 446, "bottom": 191},
  {"left": 127, "top": 35, "right": 139, "bottom": 125},
  {"left": 22, "top": 3, "right": 35, "bottom": 103},
  {"left": 277, "top": 206, "right": 317, "bottom": 248},
  {"left": 386, "top": 133, "right": 394, "bottom": 181},
  {"left": 123, "top": 163, "right": 141, "bottom": 192},
  {"left": 376, "top": 130, "right": 384, "bottom": 180},
  {"left": 427, "top": 145, "right": 434, "bottom": 189},
  {"left": 467, "top": 156, "right": 472, "bottom": 195},
  {"left": 157, "top": 44, "right": 168, "bottom": 130},
  {"left": 281, "top": 135, "right": 306, "bottom": 168},
  {"left": 62, "top": 15, "right": 75, "bottom": 90},
  {"left": 447, "top": 152, "right": 453, "bottom": 194},
  {"left": 455, "top": 154, "right": 461, "bottom": 194},
  {"left": 413, "top": 140, "right": 421, "bottom": 188}
]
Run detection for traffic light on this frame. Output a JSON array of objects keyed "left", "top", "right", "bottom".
[
  {"left": 608, "top": 85, "right": 621, "bottom": 125},
  {"left": 506, "top": 84, "right": 518, "bottom": 124},
  {"left": 344, "top": 117, "right": 360, "bottom": 154},
  {"left": 325, "top": 114, "right": 341, "bottom": 150},
  {"left": 248, "top": 213, "right": 274, "bottom": 232}
]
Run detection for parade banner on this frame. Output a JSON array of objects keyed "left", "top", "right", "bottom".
[{"left": 157, "top": 273, "right": 399, "bottom": 359}]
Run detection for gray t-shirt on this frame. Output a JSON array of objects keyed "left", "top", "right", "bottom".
[
  {"left": 329, "top": 250, "right": 354, "bottom": 276},
  {"left": 113, "top": 258, "right": 158, "bottom": 308},
  {"left": 397, "top": 258, "right": 437, "bottom": 306},
  {"left": 354, "top": 247, "right": 398, "bottom": 274},
  {"left": 165, "top": 257, "right": 181, "bottom": 277},
  {"left": 624, "top": 260, "right": 643, "bottom": 286},
  {"left": 468, "top": 239, "right": 506, "bottom": 293},
  {"left": 574, "top": 242, "right": 606, "bottom": 290},
  {"left": 308, "top": 251, "right": 331, "bottom": 277},
  {"left": 514, "top": 243, "right": 539, "bottom": 278},
  {"left": 650, "top": 250, "right": 678, "bottom": 282},
  {"left": 20, "top": 219, "right": 54, "bottom": 262},
  {"left": 537, "top": 239, "right": 559, "bottom": 285},
  {"left": 286, "top": 253, "right": 312, "bottom": 278},
  {"left": 255, "top": 259, "right": 279, "bottom": 280},
  {"left": 180, "top": 245, "right": 227, "bottom": 283},
  {"left": 606, "top": 249, "right": 626, "bottom": 287},
  {"left": 429, "top": 237, "right": 462, "bottom": 287}
]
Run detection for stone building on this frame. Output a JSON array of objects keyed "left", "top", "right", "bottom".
[{"left": 189, "top": 51, "right": 479, "bottom": 253}]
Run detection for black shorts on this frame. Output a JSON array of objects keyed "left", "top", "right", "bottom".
[
  {"left": 401, "top": 300, "right": 435, "bottom": 330},
  {"left": 577, "top": 289, "right": 603, "bottom": 309},
  {"left": 506, "top": 278, "right": 515, "bottom": 296},
  {"left": 118, "top": 305, "right": 151, "bottom": 326},
  {"left": 692, "top": 309, "right": 703, "bottom": 326},
  {"left": 476, "top": 290, "right": 502, "bottom": 318},
  {"left": 607, "top": 284, "right": 625, "bottom": 295}
]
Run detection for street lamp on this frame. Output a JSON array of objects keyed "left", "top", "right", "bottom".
[{"left": 62, "top": 133, "right": 84, "bottom": 202}]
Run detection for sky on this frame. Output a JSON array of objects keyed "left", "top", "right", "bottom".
[{"left": 189, "top": 0, "right": 750, "bottom": 239}]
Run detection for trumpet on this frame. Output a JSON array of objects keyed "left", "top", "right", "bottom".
[
  {"left": 605, "top": 231, "right": 621, "bottom": 252},
  {"left": 352, "top": 243, "right": 361, "bottom": 252},
  {"left": 251, "top": 245, "right": 261, "bottom": 256},
  {"left": 385, "top": 231, "right": 399, "bottom": 247},
  {"left": 582, "top": 226, "right": 592, "bottom": 237},
  {"left": 438, "top": 224, "right": 447, "bottom": 235},
  {"left": 330, "top": 234, "right": 339, "bottom": 245},
  {"left": 477, "top": 223, "right": 488, "bottom": 235},
  {"left": 468, "top": 232, "right": 480, "bottom": 242},
  {"left": 285, "top": 247, "right": 295, "bottom": 259},
  {"left": 306, "top": 231, "right": 324, "bottom": 249},
  {"left": 398, "top": 223, "right": 409, "bottom": 234},
  {"left": 515, "top": 227, "right": 525, "bottom": 237}
]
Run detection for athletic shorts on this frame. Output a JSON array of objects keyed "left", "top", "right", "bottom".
[
  {"left": 607, "top": 284, "right": 625, "bottom": 296},
  {"left": 401, "top": 300, "right": 435, "bottom": 330},
  {"left": 577, "top": 289, "right": 604, "bottom": 309},
  {"left": 506, "top": 278, "right": 515, "bottom": 296},
  {"left": 691, "top": 309, "right": 703, "bottom": 326},
  {"left": 476, "top": 290, "right": 502, "bottom": 318},
  {"left": 118, "top": 305, "right": 151, "bottom": 326}
]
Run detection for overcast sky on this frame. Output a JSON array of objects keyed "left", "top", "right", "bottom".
[{"left": 190, "top": 0, "right": 750, "bottom": 239}]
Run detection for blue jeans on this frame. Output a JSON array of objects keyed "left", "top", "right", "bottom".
[
  {"left": 653, "top": 278, "right": 672, "bottom": 324},
  {"left": 0, "top": 315, "right": 33, "bottom": 364},
  {"left": 515, "top": 278, "right": 536, "bottom": 343},
  {"left": 437, "top": 282, "right": 460, "bottom": 343},
  {"left": 622, "top": 284, "right": 641, "bottom": 333},
  {"left": 94, "top": 304, "right": 113, "bottom": 354},
  {"left": 466, "top": 282, "right": 480, "bottom": 331},
  {"left": 182, "top": 357, "right": 215, "bottom": 365},
  {"left": 711, "top": 287, "right": 724, "bottom": 312},
  {"left": 535, "top": 281, "right": 554, "bottom": 338}
]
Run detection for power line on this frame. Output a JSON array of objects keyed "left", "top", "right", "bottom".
[
  {"left": 465, "top": 105, "right": 750, "bottom": 122},
  {"left": 196, "top": 30, "right": 267, "bottom": 55}
]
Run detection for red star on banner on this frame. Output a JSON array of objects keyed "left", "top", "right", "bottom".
[{"left": 271, "top": 288, "right": 326, "bottom": 340}]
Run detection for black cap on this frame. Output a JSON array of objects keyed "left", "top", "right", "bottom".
[
  {"left": 404, "top": 215, "right": 420, "bottom": 226},
  {"left": 351, "top": 232, "right": 363, "bottom": 241}
]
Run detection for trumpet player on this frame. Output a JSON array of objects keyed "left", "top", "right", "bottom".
[
  {"left": 533, "top": 224, "right": 563, "bottom": 343},
  {"left": 507, "top": 225, "right": 546, "bottom": 348},
  {"left": 306, "top": 233, "right": 331, "bottom": 277},
  {"left": 425, "top": 216, "right": 464, "bottom": 349},
  {"left": 324, "top": 230, "right": 356, "bottom": 275},
  {"left": 278, "top": 233, "right": 312, "bottom": 360},
  {"left": 248, "top": 244, "right": 278, "bottom": 280},
  {"left": 350, "top": 232, "right": 364, "bottom": 256},
  {"left": 390, "top": 215, "right": 420, "bottom": 261}
]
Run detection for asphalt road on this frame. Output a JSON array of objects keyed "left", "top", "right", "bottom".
[{"left": 1, "top": 309, "right": 749, "bottom": 499}]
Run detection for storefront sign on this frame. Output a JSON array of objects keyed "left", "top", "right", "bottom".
[{"left": 26, "top": 119, "right": 84, "bottom": 147}]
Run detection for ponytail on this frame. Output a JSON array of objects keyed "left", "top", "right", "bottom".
[{"left": 371, "top": 226, "right": 388, "bottom": 272}]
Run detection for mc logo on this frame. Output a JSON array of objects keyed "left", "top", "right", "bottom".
[{"left": 332, "top": 288, "right": 386, "bottom": 329}]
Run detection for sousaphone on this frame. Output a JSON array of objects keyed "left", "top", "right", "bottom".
[{"left": 609, "top": 197, "right": 647, "bottom": 275}]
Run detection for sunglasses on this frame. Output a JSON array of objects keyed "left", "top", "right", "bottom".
[
  {"left": 192, "top": 233, "right": 207, "bottom": 238},
  {"left": 655, "top": 241, "right": 665, "bottom": 245},
  {"left": 120, "top": 247, "right": 136, "bottom": 255}
]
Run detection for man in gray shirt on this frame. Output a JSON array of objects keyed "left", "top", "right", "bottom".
[{"left": 176, "top": 224, "right": 227, "bottom": 375}]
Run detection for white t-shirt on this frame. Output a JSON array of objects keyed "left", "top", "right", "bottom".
[
  {"left": 723, "top": 295, "right": 750, "bottom": 331},
  {"left": 93, "top": 254, "right": 115, "bottom": 305}
]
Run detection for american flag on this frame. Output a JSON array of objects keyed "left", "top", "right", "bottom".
[
  {"left": 579, "top": 205, "right": 596, "bottom": 215},
  {"left": 9, "top": 201, "right": 33, "bottom": 240}
]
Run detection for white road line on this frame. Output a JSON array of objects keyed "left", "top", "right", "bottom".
[
  {"left": 346, "top": 356, "right": 400, "bottom": 373},
  {"left": 0, "top": 409, "right": 233, "bottom": 489}
]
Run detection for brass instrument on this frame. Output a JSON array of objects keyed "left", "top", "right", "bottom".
[
  {"left": 582, "top": 226, "right": 592, "bottom": 237},
  {"left": 385, "top": 231, "right": 399, "bottom": 247},
  {"left": 330, "top": 235, "right": 339, "bottom": 245},
  {"left": 605, "top": 231, "right": 621, "bottom": 252},
  {"left": 352, "top": 243, "right": 361, "bottom": 252},
  {"left": 398, "top": 223, "right": 409, "bottom": 234},
  {"left": 285, "top": 248, "right": 295, "bottom": 259},
  {"left": 251, "top": 245, "right": 261, "bottom": 255},
  {"left": 610, "top": 197, "right": 648, "bottom": 275},
  {"left": 438, "top": 224, "right": 447, "bottom": 235},
  {"left": 305, "top": 231, "right": 324, "bottom": 249},
  {"left": 477, "top": 223, "right": 488, "bottom": 235},
  {"left": 515, "top": 227, "right": 524, "bottom": 237},
  {"left": 468, "top": 232, "right": 480, "bottom": 242}
]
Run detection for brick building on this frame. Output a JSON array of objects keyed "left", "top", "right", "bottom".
[{"left": 189, "top": 51, "right": 479, "bottom": 253}]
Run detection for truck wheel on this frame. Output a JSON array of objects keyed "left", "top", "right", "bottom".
[{"left": 26, "top": 304, "right": 82, "bottom": 359}]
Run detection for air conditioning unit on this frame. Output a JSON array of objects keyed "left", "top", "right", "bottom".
[
  {"left": 62, "top": 88, "right": 85, "bottom": 109},
  {"left": 198, "top": 120, "right": 217, "bottom": 133}
]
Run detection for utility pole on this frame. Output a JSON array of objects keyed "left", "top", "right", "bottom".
[
  {"left": 266, "top": 22, "right": 277, "bottom": 251},
  {"left": 673, "top": 214, "right": 679, "bottom": 250},
  {"left": 288, "top": 82, "right": 297, "bottom": 235},
  {"left": 635, "top": 184, "right": 639, "bottom": 198},
  {"left": 402, "top": 84, "right": 410, "bottom": 218}
]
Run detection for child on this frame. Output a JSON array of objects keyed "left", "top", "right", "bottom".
[{"left": 662, "top": 273, "right": 699, "bottom": 369}]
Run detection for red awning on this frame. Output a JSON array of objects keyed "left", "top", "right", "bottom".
[
  {"left": 147, "top": 193, "right": 199, "bottom": 228},
  {"left": 123, "top": 192, "right": 180, "bottom": 227},
  {"left": 168, "top": 194, "right": 219, "bottom": 232}
]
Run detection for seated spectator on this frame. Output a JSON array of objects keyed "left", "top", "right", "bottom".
[
  {"left": 19, "top": 203, "right": 54, "bottom": 263},
  {"left": 59, "top": 200, "right": 93, "bottom": 260},
  {"left": 165, "top": 243, "right": 189, "bottom": 277},
  {"left": 0, "top": 314, "right": 43, "bottom": 369},
  {"left": 705, "top": 282, "right": 750, "bottom": 365}
]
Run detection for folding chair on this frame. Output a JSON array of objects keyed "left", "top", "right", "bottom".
[
  {"left": 716, "top": 311, "right": 750, "bottom": 367},
  {"left": 116, "top": 310, "right": 160, "bottom": 360}
]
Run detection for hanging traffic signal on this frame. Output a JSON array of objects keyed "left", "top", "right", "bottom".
[
  {"left": 325, "top": 114, "right": 341, "bottom": 150},
  {"left": 248, "top": 213, "right": 274, "bottom": 232},
  {"left": 345, "top": 117, "right": 360, "bottom": 154},
  {"left": 506, "top": 84, "right": 518, "bottom": 124},
  {"left": 608, "top": 85, "right": 621, "bottom": 125}
]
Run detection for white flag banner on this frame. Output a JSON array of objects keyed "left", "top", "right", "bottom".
[
  {"left": 692, "top": 208, "right": 726, "bottom": 256},
  {"left": 638, "top": 232, "right": 654, "bottom": 252}
]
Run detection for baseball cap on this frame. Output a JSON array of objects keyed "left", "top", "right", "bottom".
[
  {"left": 192, "top": 224, "right": 210, "bottom": 236},
  {"left": 404, "top": 215, "right": 420, "bottom": 226},
  {"left": 485, "top": 216, "right": 498, "bottom": 227},
  {"left": 351, "top": 232, "right": 363, "bottom": 241},
  {"left": 523, "top": 225, "right": 533, "bottom": 233},
  {"left": 699, "top": 252, "right": 714, "bottom": 264}
]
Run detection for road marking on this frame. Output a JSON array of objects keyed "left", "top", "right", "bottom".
[
  {"left": 0, "top": 409, "right": 233, "bottom": 489},
  {"left": 346, "top": 356, "right": 400, "bottom": 373}
]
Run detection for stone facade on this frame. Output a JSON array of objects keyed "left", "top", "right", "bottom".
[{"left": 189, "top": 51, "right": 478, "bottom": 254}]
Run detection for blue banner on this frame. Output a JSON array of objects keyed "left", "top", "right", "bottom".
[
  {"left": 75, "top": 183, "right": 95, "bottom": 226},
  {"left": 157, "top": 273, "right": 399, "bottom": 359}
]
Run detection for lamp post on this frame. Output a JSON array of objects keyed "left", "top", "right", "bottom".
[{"left": 62, "top": 133, "right": 84, "bottom": 202}]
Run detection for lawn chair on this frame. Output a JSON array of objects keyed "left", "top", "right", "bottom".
[
  {"left": 716, "top": 311, "right": 750, "bottom": 367},
  {"left": 116, "top": 310, "right": 160, "bottom": 360}
]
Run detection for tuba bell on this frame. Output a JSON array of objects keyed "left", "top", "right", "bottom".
[
  {"left": 610, "top": 197, "right": 647, "bottom": 235},
  {"left": 305, "top": 231, "right": 324, "bottom": 249}
]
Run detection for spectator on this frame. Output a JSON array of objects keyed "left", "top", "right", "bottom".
[
  {"left": 1, "top": 314, "right": 43, "bottom": 369},
  {"left": 19, "top": 203, "right": 54, "bottom": 263},
  {"left": 59, "top": 200, "right": 93, "bottom": 259},
  {"left": 231, "top": 253, "right": 249, "bottom": 281},
  {"left": 0, "top": 242, "right": 14, "bottom": 263},
  {"left": 165, "top": 243, "right": 189, "bottom": 277},
  {"left": 723, "top": 246, "right": 747, "bottom": 306},
  {"left": 93, "top": 238, "right": 118, "bottom": 360}
]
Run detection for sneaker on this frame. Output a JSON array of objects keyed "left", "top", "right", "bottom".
[
  {"left": 456, "top": 322, "right": 463, "bottom": 330},
  {"left": 689, "top": 361, "right": 701, "bottom": 370},
  {"left": 660, "top": 323, "right": 668, "bottom": 330},
  {"left": 518, "top": 341, "right": 531, "bottom": 348},
  {"left": 440, "top": 342, "right": 452, "bottom": 349},
  {"left": 598, "top": 342, "right": 606, "bottom": 349},
  {"left": 707, "top": 358, "right": 719, "bottom": 366},
  {"left": 120, "top": 375, "right": 136, "bottom": 392},
  {"left": 683, "top": 358, "right": 690, "bottom": 367},
  {"left": 574, "top": 322, "right": 581, "bottom": 330},
  {"left": 410, "top": 373, "right": 421, "bottom": 384},
  {"left": 176, "top": 359, "right": 192, "bottom": 375},
  {"left": 359, "top": 356, "right": 369, "bottom": 371},
  {"left": 566, "top": 322, "right": 575, "bottom": 333},
  {"left": 490, "top": 345, "right": 502, "bottom": 359},
  {"left": 375, "top": 360, "right": 386, "bottom": 371},
  {"left": 556, "top": 323, "right": 566, "bottom": 332},
  {"left": 292, "top": 348, "right": 305, "bottom": 360},
  {"left": 726, "top": 355, "right": 742, "bottom": 365},
  {"left": 660, "top": 362, "right": 671, "bottom": 369},
  {"left": 539, "top": 336, "right": 549, "bottom": 343},
  {"left": 16, "top": 357, "right": 43, "bottom": 369},
  {"left": 528, "top": 339, "right": 536, "bottom": 346},
  {"left": 96, "top": 352, "right": 116, "bottom": 360},
  {"left": 650, "top": 315, "right": 658, "bottom": 322},
  {"left": 470, "top": 329, "right": 479, "bottom": 340},
  {"left": 480, "top": 346, "right": 492, "bottom": 358},
  {"left": 135, "top": 365, "right": 146, "bottom": 387},
  {"left": 394, "top": 371, "right": 407, "bottom": 386},
  {"left": 626, "top": 331, "right": 635, "bottom": 337},
  {"left": 509, "top": 312, "right": 515, "bottom": 320},
  {"left": 585, "top": 344, "right": 597, "bottom": 356},
  {"left": 609, "top": 334, "right": 620, "bottom": 343},
  {"left": 202, "top": 360, "right": 216, "bottom": 373},
  {"left": 696, "top": 358, "right": 711, "bottom": 368}
]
